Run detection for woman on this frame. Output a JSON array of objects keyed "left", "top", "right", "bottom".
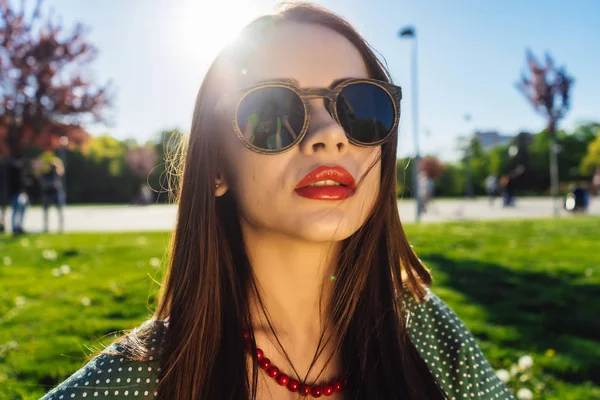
[{"left": 41, "top": 3, "right": 513, "bottom": 399}]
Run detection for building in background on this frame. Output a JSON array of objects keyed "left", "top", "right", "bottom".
[{"left": 474, "top": 131, "right": 514, "bottom": 151}]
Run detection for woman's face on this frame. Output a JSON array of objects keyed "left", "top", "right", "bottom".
[{"left": 217, "top": 22, "right": 382, "bottom": 243}]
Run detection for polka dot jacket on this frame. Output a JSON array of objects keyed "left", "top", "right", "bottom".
[{"left": 40, "top": 289, "right": 514, "bottom": 399}]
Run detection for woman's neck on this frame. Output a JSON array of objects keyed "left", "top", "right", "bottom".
[{"left": 242, "top": 223, "right": 341, "bottom": 352}]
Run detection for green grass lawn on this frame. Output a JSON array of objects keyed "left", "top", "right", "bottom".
[{"left": 0, "top": 218, "right": 598, "bottom": 399}]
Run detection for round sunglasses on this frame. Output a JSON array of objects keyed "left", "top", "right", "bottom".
[{"left": 231, "top": 78, "right": 402, "bottom": 154}]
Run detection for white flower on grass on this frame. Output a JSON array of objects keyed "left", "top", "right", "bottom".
[
  {"left": 15, "top": 296, "right": 26, "bottom": 307},
  {"left": 20, "top": 238, "right": 30, "bottom": 247},
  {"left": 516, "top": 388, "right": 533, "bottom": 400},
  {"left": 149, "top": 257, "right": 160, "bottom": 268},
  {"left": 81, "top": 297, "right": 92, "bottom": 307},
  {"left": 42, "top": 249, "right": 57, "bottom": 261},
  {"left": 495, "top": 369, "right": 510, "bottom": 383},
  {"left": 510, "top": 365, "right": 519, "bottom": 376},
  {"left": 518, "top": 355, "right": 534, "bottom": 370},
  {"left": 59, "top": 264, "right": 71, "bottom": 275},
  {"left": 585, "top": 268, "right": 593, "bottom": 277},
  {"left": 136, "top": 236, "right": 148, "bottom": 245},
  {"left": 51, "top": 268, "right": 61, "bottom": 277},
  {"left": 3, "top": 256, "right": 11, "bottom": 266}
]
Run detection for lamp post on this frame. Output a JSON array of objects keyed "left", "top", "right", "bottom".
[
  {"left": 399, "top": 26, "right": 422, "bottom": 221},
  {"left": 463, "top": 114, "right": 474, "bottom": 198}
]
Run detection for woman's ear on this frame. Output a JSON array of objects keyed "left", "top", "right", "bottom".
[
  {"left": 215, "top": 180, "right": 229, "bottom": 197},
  {"left": 215, "top": 169, "right": 229, "bottom": 197}
]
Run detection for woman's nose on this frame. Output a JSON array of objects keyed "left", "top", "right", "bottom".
[{"left": 298, "top": 99, "right": 348, "bottom": 155}]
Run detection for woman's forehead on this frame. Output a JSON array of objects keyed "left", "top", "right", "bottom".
[{"left": 216, "top": 22, "right": 369, "bottom": 91}]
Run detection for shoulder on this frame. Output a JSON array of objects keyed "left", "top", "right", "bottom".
[
  {"left": 40, "top": 350, "right": 160, "bottom": 399},
  {"left": 41, "top": 321, "right": 167, "bottom": 399},
  {"left": 400, "top": 289, "right": 515, "bottom": 399}
]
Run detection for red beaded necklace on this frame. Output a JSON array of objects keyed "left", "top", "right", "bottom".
[{"left": 244, "top": 332, "right": 345, "bottom": 398}]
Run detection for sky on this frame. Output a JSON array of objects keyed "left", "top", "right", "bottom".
[{"left": 38, "top": 0, "right": 600, "bottom": 160}]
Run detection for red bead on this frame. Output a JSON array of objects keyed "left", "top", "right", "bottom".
[
  {"left": 266, "top": 366, "right": 279, "bottom": 379},
  {"left": 300, "top": 385, "right": 311, "bottom": 396},
  {"left": 287, "top": 379, "right": 300, "bottom": 392},
  {"left": 276, "top": 373, "right": 289, "bottom": 386},
  {"left": 243, "top": 331, "right": 250, "bottom": 340},
  {"left": 259, "top": 358, "right": 271, "bottom": 370},
  {"left": 256, "top": 348, "right": 264, "bottom": 361},
  {"left": 332, "top": 381, "right": 342, "bottom": 392},
  {"left": 311, "top": 386, "right": 323, "bottom": 397},
  {"left": 323, "top": 385, "right": 334, "bottom": 396}
]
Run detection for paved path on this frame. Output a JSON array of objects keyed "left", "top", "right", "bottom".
[{"left": 3, "top": 197, "right": 599, "bottom": 233}]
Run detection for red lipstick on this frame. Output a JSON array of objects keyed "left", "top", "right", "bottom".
[{"left": 294, "top": 166, "right": 356, "bottom": 200}]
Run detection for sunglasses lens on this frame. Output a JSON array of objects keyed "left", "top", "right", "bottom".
[
  {"left": 336, "top": 83, "right": 395, "bottom": 144},
  {"left": 237, "top": 87, "right": 305, "bottom": 151}
]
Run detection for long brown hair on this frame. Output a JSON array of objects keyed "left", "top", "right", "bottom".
[{"left": 110, "top": 3, "right": 444, "bottom": 399}]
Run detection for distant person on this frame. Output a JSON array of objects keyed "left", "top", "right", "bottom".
[
  {"left": 501, "top": 167, "right": 524, "bottom": 207},
  {"left": 39, "top": 153, "right": 66, "bottom": 233},
  {"left": 565, "top": 182, "right": 590, "bottom": 212},
  {"left": 500, "top": 174, "right": 514, "bottom": 207},
  {"left": 418, "top": 171, "right": 434, "bottom": 213},
  {"left": 593, "top": 167, "right": 600, "bottom": 197},
  {"left": 42, "top": 5, "right": 512, "bottom": 400},
  {"left": 133, "top": 183, "right": 154, "bottom": 205},
  {"left": 7, "top": 153, "right": 29, "bottom": 235},
  {"left": 485, "top": 175, "right": 498, "bottom": 205}
]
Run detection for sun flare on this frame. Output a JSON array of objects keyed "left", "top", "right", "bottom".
[{"left": 174, "top": 0, "right": 264, "bottom": 68}]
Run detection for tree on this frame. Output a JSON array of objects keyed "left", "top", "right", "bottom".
[
  {"left": 436, "top": 163, "right": 464, "bottom": 197},
  {"left": 516, "top": 50, "right": 573, "bottom": 213},
  {"left": 580, "top": 133, "right": 600, "bottom": 176},
  {"left": 0, "top": 0, "right": 110, "bottom": 157},
  {"left": 419, "top": 155, "right": 444, "bottom": 179}
]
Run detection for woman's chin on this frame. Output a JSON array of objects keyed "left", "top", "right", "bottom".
[{"left": 287, "top": 211, "right": 363, "bottom": 242}]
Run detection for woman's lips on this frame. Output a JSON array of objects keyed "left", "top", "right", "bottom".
[{"left": 294, "top": 166, "right": 356, "bottom": 200}]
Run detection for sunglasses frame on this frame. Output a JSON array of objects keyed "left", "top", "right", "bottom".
[{"left": 231, "top": 78, "right": 402, "bottom": 155}]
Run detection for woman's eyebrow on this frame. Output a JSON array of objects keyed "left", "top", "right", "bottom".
[
  {"left": 256, "top": 77, "right": 301, "bottom": 86},
  {"left": 255, "top": 77, "right": 358, "bottom": 87}
]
